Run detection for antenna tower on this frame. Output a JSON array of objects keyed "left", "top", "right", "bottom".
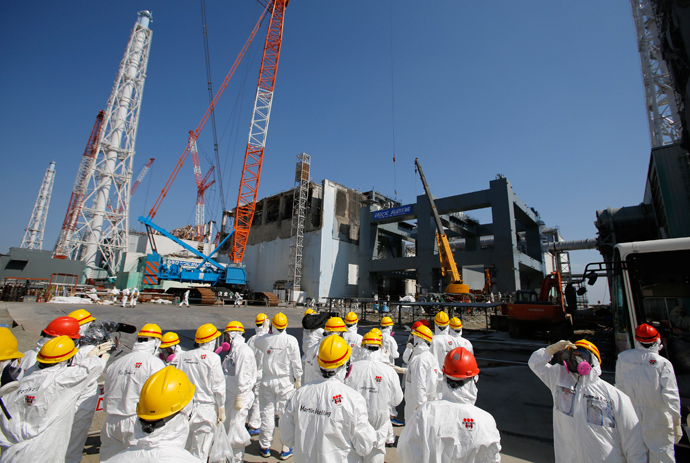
[{"left": 21, "top": 162, "right": 56, "bottom": 250}]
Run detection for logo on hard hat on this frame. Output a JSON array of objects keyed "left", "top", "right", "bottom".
[
  {"left": 332, "top": 394, "right": 343, "bottom": 405},
  {"left": 25, "top": 396, "right": 35, "bottom": 405},
  {"left": 463, "top": 418, "right": 474, "bottom": 430},
  {"left": 375, "top": 376, "right": 382, "bottom": 383},
  {"left": 135, "top": 362, "right": 142, "bottom": 369}
]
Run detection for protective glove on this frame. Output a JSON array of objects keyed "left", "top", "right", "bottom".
[
  {"left": 294, "top": 379, "right": 301, "bottom": 389},
  {"left": 545, "top": 340, "right": 576, "bottom": 356},
  {"left": 406, "top": 342, "right": 414, "bottom": 351},
  {"left": 214, "top": 342, "right": 231, "bottom": 354},
  {"left": 391, "top": 365, "right": 407, "bottom": 374},
  {"left": 234, "top": 395, "right": 243, "bottom": 411},
  {"left": 87, "top": 341, "right": 113, "bottom": 358},
  {"left": 674, "top": 417, "right": 684, "bottom": 443},
  {"left": 217, "top": 406, "right": 226, "bottom": 423}
]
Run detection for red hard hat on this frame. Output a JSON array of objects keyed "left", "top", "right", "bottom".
[
  {"left": 43, "top": 316, "right": 81, "bottom": 340},
  {"left": 443, "top": 347, "right": 479, "bottom": 380},
  {"left": 635, "top": 323, "right": 660, "bottom": 344}
]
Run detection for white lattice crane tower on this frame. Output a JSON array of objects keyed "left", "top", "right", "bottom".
[
  {"left": 21, "top": 161, "right": 56, "bottom": 250},
  {"left": 66, "top": 11, "right": 152, "bottom": 277},
  {"left": 630, "top": 0, "right": 683, "bottom": 147}
]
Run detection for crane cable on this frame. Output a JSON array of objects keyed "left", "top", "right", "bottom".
[
  {"left": 200, "top": 0, "right": 225, "bottom": 213},
  {"left": 388, "top": 0, "right": 398, "bottom": 197}
]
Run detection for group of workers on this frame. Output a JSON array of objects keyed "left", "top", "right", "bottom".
[
  {"left": 0, "top": 302, "right": 684, "bottom": 463},
  {"left": 109, "top": 287, "right": 139, "bottom": 307}
]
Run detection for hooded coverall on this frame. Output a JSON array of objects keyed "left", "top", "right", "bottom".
[
  {"left": 254, "top": 328, "right": 303, "bottom": 450},
  {"left": 398, "top": 378, "right": 501, "bottom": 462},
  {"left": 345, "top": 352, "right": 403, "bottom": 463},
  {"left": 529, "top": 347, "right": 647, "bottom": 463},
  {"left": 176, "top": 342, "right": 225, "bottom": 461},
  {"left": 107, "top": 411, "right": 202, "bottom": 463},
  {"left": 0, "top": 355, "right": 106, "bottom": 463},
  {"left": 616, "top": 340, "right": 682, "bottom": 463},
  {"left": 223, "top": 332, "right": 257, "bottom": 462},
  {"left": 100, "top": 341, "right": 165, "bottom": 462},
  {"left": 280, "top": 375, "right": 376, "bottom": 462}
]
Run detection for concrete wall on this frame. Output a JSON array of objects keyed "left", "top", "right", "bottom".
[{"left": 0, "top": 248, "right": 85, "bottom": 282}]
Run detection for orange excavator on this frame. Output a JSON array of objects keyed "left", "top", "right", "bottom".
[{"left": 505, "top": 271, "right": 573, "bottom": 338}]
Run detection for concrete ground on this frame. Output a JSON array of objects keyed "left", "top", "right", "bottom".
[{"left": 2, "top": 301, "right": 556, "bottom": 462}]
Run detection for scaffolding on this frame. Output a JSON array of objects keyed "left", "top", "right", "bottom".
[{"left": 288, "top": 153, "right": 310, "bottom": 292}]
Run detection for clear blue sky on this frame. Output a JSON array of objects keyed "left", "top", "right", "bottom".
[{"left": 1, "top": 1, "right": 651, "bottom": 302}]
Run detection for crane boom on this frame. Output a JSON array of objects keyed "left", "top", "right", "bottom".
[
  {"left": 414, "top": 158, "right": 468, "bottom": 295},
  {"left": 146, "top": 5, "right": 270, "bottom": 220},
  {"left": 231, "top": 0, "right": 289, "bottom": 263}
]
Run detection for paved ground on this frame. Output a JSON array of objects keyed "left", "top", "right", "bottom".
[{"left": 2, "top": 301, "right": 556, "bottom": 462}]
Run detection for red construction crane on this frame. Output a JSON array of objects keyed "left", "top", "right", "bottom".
[
  {"left": 189, "top": 131, "right": 215, "bottom": 242},
  {"left": 54, "top": 111, "right": 105, "bottom": 258},
  {"left": 231, "top": 0, "right": 289, "bottom": 263},
  {"left": 130, "top": 157, "right": 155, "bottom": 197},
  {"left": 146, "top": 6, "right": 270, "bottom": 221}
]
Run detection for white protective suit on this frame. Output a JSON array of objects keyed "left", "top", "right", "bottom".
[
  {"left": 176, "top": 342, "right": 226, "bottom": 462},
  {"left": 246, "top": 319, "right": 270, "bottom": 430},
  {"left": 280, "top": 375, "right": 376, "bottom": 463},
  {"left": 398, "top": 379, "right": 501, "bottom": 463},
  {"left": 100, "top": 340, "right": 165, "bottom": 462},
  {"left": 404, "top": 337, "right": 440, "bottom": 422},
  {"left": 381, "top": 326, "right": 399, "bottom": 365},
  {"left": 121, "top": 288, "right": 130, "bottom": 307},
  {"left": 65, "top": 344, "right": 99, "bottom": 463},
  {"left": 0, "top": 355, "right": 106, "bottom": 463},
  {"left": 429, "top": 329, "right": 457, "bottom": 374},
  {"left": 108, "top": 411, "right": 202, "bottom": 463},
  {"left": 222, "top": 331, "right": 257, "bottom": 462},
  {"left": 345, "top": 353, "right": 403, "bottom": 463},
  {"left": 302, "top": 333, "right": 339, "bottom": 385},
  {"left": 450, "top": 327, "right": 474, "bottom": 354},
  {"left": 302, "top": 327, "right": 325, "bottom": 356},
  {"left": 529, "top": 347, "right": 647, "bottom": 463},
  {"left": 343, "top": 324, "right": 363, "bottom": 362},
  {"left": 18, "top": 337, "right": 49, "bottom": 374},
  {"left": 254, "top": 328, "right": 303, "bottom": 450},
  {"left": 616, "top": 340, "right": 682, "bottom": 463}
]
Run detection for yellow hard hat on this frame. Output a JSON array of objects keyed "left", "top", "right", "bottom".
[
  {"left": 68, "top": 309, "right": 96, "bottom": 325},
  {"left": 434, "top": 311, "right": 450, "bottom": 327},
  {"left": 0, "top": 327, "right": 23, "bottom": 361},
  {"left": 574, "top": 339, "right": 601, "bottom": 364},
  {"left": 304, "top": 308, "right": 316, "bottom": 316},
  {"left": 450, "top": 317, "right": 462, "bottom": 330},
  {"left": 160, "top": 332, "right": 180, "bottom": 349},
  {"left": 380, "top": 316, "right": 394, "bottom": 327},
  {"left": 325, "top": 317, "right": 348, "bottom": 332},
  {"left": 255, "top": 313, "right": 268, "bottom": 325},
  {"left": 412, "top": 325, "right": 433, "bottom": 343},
  {"left": 195, "top": 323, "right": 221, "bottom": 343},
  {"left": 317, "top": 334, "right": 351, "bottom": 369},
  {"left": 37, "top": 335, "right": 78, "bottom": 364},
  {"left": 272, "top": 313, "right": 288, "bottom": 330},
  {"left": 344, "top": 311, "right": 358, "bottom": 324},
  {"left": 361, "top": 329, "right": 382, "bottom": 346},
  {"left": 136, "top": 366, "right": 196, "bottom": 421},
  {"left": 224, "top": 321, "right": 245, "bottom": 333},
  {"left": 138, "top": 323, "right": 163, "bottom": 339},
  {"left": 370, "top": 328, "right": 382, "bottom": 337}
]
